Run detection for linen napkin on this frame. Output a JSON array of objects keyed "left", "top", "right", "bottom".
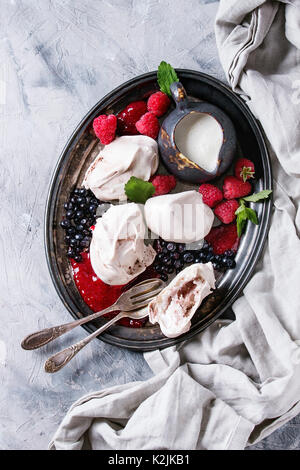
[{"left": 49, "top": 0, "right": 300, "bottom": 450}]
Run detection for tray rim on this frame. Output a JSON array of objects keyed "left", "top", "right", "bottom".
[{"left": 44, "top": 69, "right": 273, "bottom": 351}]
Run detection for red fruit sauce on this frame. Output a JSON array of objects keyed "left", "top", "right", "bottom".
[{"left": 70, "top": 252, "right": 148, "bottom": 328}]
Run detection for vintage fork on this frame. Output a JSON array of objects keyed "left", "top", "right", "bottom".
[{"left": 21, "top": 278, "right": 164, "bottom": 350}]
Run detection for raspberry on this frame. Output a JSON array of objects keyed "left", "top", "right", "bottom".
[
  {"left": 147, "top": 91, "right": 171, "bottom": 117},
  {"left": 223, "top": 176, "right": 252, "bottom": 199},
  {"left": 135, "top": 112, "right": 160, "bottom": 139},
  {"left": 235, "top": 158, "right": 255, "bottom": 182},
  {"left": 150, "top": 175, "right": 177, "bottom": 196},
  {"left": 214, "top": 199, "right": 239, "bottom": 224},
  {"left": 205, "top": 223, "right": 239, "bottom": 255},
  {"left": 198, "top": 183, "right": 223, "bottom": 208},
  {"left": 93, "top": 114, "right": 117, "bottom": 145},
  {"left": 117, "top": 101, "right": 147, "bottom": 135}
]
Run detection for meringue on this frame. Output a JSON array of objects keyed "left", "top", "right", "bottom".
[
  {"left": 90, "top": 203, "right": 156, "bottom": 285},
  {"left": 148, "top": 263, "right": 215, "bottom": 338},
  {"left": 144, "top": 190, "right": 214, "bottom": 243},
  {"left": 83, "top": 135, "right": 159, "bottom": 201}
]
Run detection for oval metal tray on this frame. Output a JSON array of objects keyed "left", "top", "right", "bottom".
[{"left": 45, "top": 70, "right": 272, "bottom": 351}]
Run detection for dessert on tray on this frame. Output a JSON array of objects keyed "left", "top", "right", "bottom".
[
  {"left": 144, "top": 190, "right": 214, "bottom": 243},
  {"left": 148, "top": 263, "right": 215, "bottom": 338},
  {"left": 90, "top": 203, "right": 156, "bottom": 285},
  {"left": 59, "top": 61, "right": 272, "bottom": 338},
  {"left": 83, "top": 135, "right": 158, "bottom": 201}
]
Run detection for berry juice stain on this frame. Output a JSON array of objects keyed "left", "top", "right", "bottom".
[{"left": 70, "top": 252, "right": 147, "bottom": 328}]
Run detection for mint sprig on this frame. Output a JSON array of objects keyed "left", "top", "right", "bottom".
[
  {"left": 157, "top": 61, "right": 179, "bottom": 96},
  {"left": 242, "top": 190, "right": 272, "bottom": 203},
  {"left": 235, "top": 190, "right": 272, "bottom": 237},
  {"left": 125, "top": 176, "right": 155, "bottom": 204}
]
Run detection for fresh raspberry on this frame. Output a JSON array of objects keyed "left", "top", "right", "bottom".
[
  {"left": 223, "top": 176, "right": 252, "bottom": 199},
  {"left": 135, "top": 112, "right": 160, "bottom": 139},
  {"left": 214, "top": 199, "right": 239, "bottom": 224},
  {"left": 150, "top": 175, "right": 177, "bottom": 196},
  {"left": 235, "top": 158, "right": 255, "bottom": 182},
  {"left": 205, "top": 223, "right": 239, "bottom": 255},
  {"left": 198, "top": 183, "right": 223, "bottom": 208},
  {"left": 93, "top": 114, "right": 117, "bottom": 145},
  {"left": 117, "top": 101, "right": 147, "bottom": 135},
  {"left": 147, "top": 91, "right": 171, "bottom": 117}
]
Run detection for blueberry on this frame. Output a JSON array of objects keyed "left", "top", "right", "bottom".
[
  {"left": 167, "top": 266, "right": 174, "bottom": 274},
  {"left": 66, "top": 210, "right": 73, "bottom": 219},
  {"left": 166, "top": 242, "right": 176, "bottom": 252},
  {"left": 155, "top": 264, "right": 163, "bottom": 273},
  {"left": 67, "top": 202, "right": 74, "bottom": 210},
  {"left": 160, "top": 240, "right": 166, "bottom": 248},
  {"left": 206, "top": 253, "right": 214, "bottom": 262},
  {"left": 153, "top": 239, "right": 162, "bottom": 253},
  {"left": 183, "top": 252, "right": 194, "bottom": 263},
  {"left": 64, "top": 202, "right": 69, "bottom": 210},
  {"left": 67, "top": 247, "right": 75, "bottom": 258},
  {"left": 69, "top": 238, "right": 78, "bottom": 246},
  {"left": 75, "top": 233, "right": 83, "bottom": 241},
  {"left": 89, "top": 205, "right": 97, "bottom": 214},
  {"left": 162, "top": 256, "right": 172, "bottom": 266},
  {"left": 160, "top": 273, "right": 168, "bottom": 282},
  {"left": 75, "top": 210, "right": 84, "bottom": 219},
  {"left": 156, "top": 252, "right": 164, "bottom": 261},
  {"left": 198, "top": 252, "right": 206, "bottom": 261},
  {"left": 76, "top": 224, "right": 84, "bottom": 232},
  {"left": 74, "top": 254, "right": 82, "bottom": 262},
  {"left": 171, "top": 252, "right": 180, "bottom": 260},
  {"left": 67, "top": 227, "right": 75, "bottom": 235},
  {"left": 83, "top": 229, "right": 92, "bottom": 237},
  {"left": 65, "top": 235, "right": 71, "bottom": 244},
  {"left": 80, "top": 238, "right": 90, "bottom": 248},
  {"left": 79, "top": 188, "right": 86, "bottom": 195},
  {"left": 70, "top": 197, "right": 77, "bottom": 204},
  {"left": 60, "top": 219, "right": 71, "bottom": 229},
  {"left": 194, "top": 257, "right": 201, "bottom": 263},
  {"left": 224, "top": 250, "right": 235, "bottom": 258},
  {"left": 162, "top": 247, "right": 168, "bottom": 255},
  {"left": 76, "top": 197, "right": 85, "bottom": 204},
  {"left": 177, "top": 243, "right": 185, "bottom": 253},
  {"left": 226, "top": 259, "right": 236, "bottom": 269},
  {"left": 174, "top": 259, "right": 184, "bottom": 270}
]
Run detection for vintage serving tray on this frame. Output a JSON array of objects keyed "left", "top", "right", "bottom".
[{"left": 45, "top": 70, "right": 272, "bottom": 351}]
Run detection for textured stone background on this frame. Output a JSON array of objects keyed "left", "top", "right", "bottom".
[{"left": 1, "top": 0, "right": 299, "bottom": 450}]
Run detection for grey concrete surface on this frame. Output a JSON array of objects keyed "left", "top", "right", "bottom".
[{"left": 0, "top": 0, "right": 298, "bottom": 450}]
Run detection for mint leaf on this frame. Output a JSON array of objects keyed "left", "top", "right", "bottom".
[
  {"left": 157, "top": 61, "right": 179, "bottom": 96},
  {"left": 242, "top": 190, "right": 272, "bottom": 203},
  {"left": 245, "top": 207, "right": 259, "bottom": 225},
  {"left": 236, "top": 203, "right": 259, "bottom": 237},
  {"left": 236, "top": 209, "right": 248, "bottom": 237},
  {"left": 235, "top": 200, "right": 246, "bottom": 215},
  {"left": 125, "top": 177, "right": 155, "bottom": 204}
]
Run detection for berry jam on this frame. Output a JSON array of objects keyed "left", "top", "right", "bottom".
[{"left": 70, "top": 252, "right": 147, "bottom": 328}]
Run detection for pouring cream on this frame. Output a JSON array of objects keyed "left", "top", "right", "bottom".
[{"left": 174, "top": 112, "right": 223, "bottom": 172}]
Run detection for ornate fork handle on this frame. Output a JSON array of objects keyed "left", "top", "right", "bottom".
[
  {"left": 21, "top": 325, "right": 69, "bottom": 350},
  {"left": 21, "top": 305, "right": 115, "bottom": 350}
]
